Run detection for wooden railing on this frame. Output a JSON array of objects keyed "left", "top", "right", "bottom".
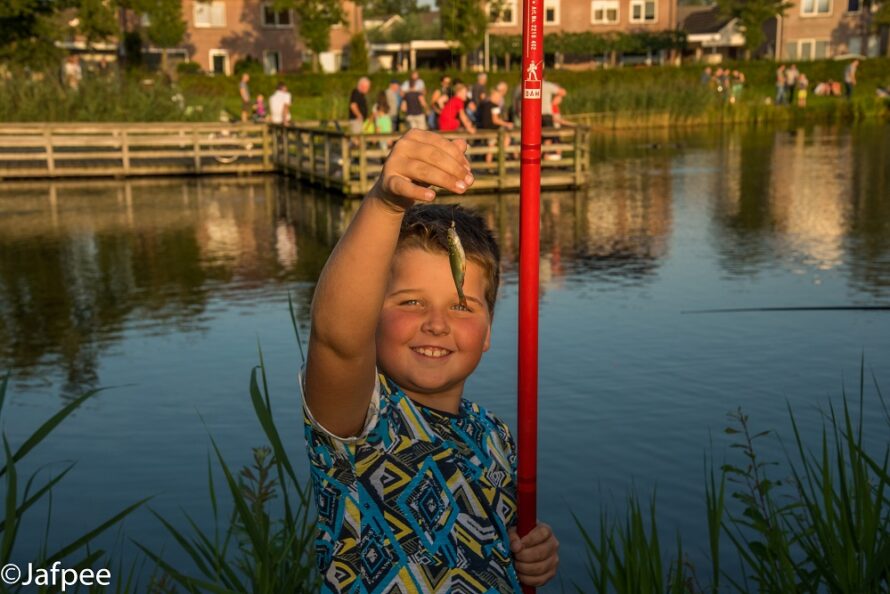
[
  {"left": 0, "top": 122, "right": 590, "bottom": 194},
  {"left": 271, "top": 123, "right": 590, "bottom": 196},
  {"left": 0, "top": 123, "right": 272, "bottom": 179}
]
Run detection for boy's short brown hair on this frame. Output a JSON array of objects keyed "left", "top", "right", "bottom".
[{"left": 397, "top": 204, "right": 500, "bottom": 316}]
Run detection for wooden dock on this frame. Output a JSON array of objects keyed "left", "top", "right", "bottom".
[
  {"left": 0, "top": 122, "right": 590, "bottom": 195},
  {"left": 0, "top": 123, "right": 272, "bottom": 179},
  {"left": 271, "top": 123, "right": 590, "bottom": 196}
]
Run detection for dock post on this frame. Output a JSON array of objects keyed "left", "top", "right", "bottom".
[
  {"left": 497, "top": 129, "right": 507, "bottom": 189},
  {"left": 359, "top": 136, "right": 368, "bottom": 194},
  {"left": 120, "top": 129, "right": 130, "bottom": 175},
  {"left": 262, "top": 125, "right": 271, "bottom": 170},
  {"left": 44, "top": 129, "right": 55, "bottom": 177},
  {"left": 341, "top": 136, "right": 350, "bottom": 194}
]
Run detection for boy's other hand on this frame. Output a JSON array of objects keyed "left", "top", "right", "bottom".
[
  {"left": 509, "top": 522, "right": 559, "bottom": 587},
  {"left": 370, "top": 129, "right": 474, "bottom": 214}
]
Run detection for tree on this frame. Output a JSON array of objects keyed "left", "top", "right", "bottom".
[
  {"left": 78, "top": 0, "right": 118, "bottom": 49},
  {"left": 348, "top": 31, "right": 369, "bottom": 71},
  {"left": 0, "top": 0, "right": 69, "bottom": 69},
  {"left": 716, "top": 0, "right": 792, "bottom": 58},
  {"left": 438, "top": 0, "right": 488, "bottom": 69},
  {"left": 141, "top": 0, "right": 186, "bottom": 74},
  {"left": 275, "top": 0, "right": 344, "bottom": 72},
  {"left": 364, "top": 0, "right": 420, "bottom": 19}
]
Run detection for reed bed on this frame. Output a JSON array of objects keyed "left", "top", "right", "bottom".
[{"left": 575, "top": 362, "right": 890, "bottom": 593}]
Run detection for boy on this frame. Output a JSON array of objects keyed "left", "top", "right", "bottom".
[{"left": 303, "top": 129, "right": 559, "bottom": 593}]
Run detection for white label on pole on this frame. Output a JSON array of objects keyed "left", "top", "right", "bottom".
[{"left": 524, "top": 88, "right": 541, "bottom": 99}]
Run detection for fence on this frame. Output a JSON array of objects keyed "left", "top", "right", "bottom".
[{"left": 0, "top": 123, "right": 272, "bottom": 179}]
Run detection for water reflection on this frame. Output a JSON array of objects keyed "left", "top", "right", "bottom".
[{"left": 0, "top": 124, "right": 888, "bottom": 397}]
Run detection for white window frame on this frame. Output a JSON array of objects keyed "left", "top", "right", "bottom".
[
  {"left": 262, "top": 50, "right": 281, "bottom": 74},
  {"left": 194, "top": 1, "right": 226, "bottom": 28},
  {"left": 591, "top": 0, "right": 619, "bottom": 24},
  {"left": 800, "top": 0, "right": 831, "bottom": 17},
  {"left": 261, "top": 2, "right": 292, "bottom": 28},
  {"left": 489, "top": 0, "right": 518, "bottom": 26},
  {"left": 544, "top": 0, "right": 560, "bottom": 25},
  {"left": 791, "top": 38, "right": 830, "bottom": 60},
  {"left": 208, "top": 49, "right": 230, "bottom": 75},
  {"left": 630, "top": 0, "right": 657, "bottom": 22}
]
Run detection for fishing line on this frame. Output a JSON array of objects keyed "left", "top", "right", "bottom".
[{"left": 683, "top": 305, "right": 890, "bottom": 314}]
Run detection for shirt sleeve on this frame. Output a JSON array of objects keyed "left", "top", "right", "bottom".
[{"left": 300, "top": 367, "right": 381, "bottom": 443}]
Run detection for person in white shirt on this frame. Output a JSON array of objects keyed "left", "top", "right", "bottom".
[
  {"left": 400, "top": 70, "right": 425, "bottom": 94},
  {"left": 269, "top": 82, "right": 292, "bottom": 124}
]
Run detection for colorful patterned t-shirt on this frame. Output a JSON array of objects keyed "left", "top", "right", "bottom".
[{"left": 303, "top": 372, "right": 521, "bottom": 593}]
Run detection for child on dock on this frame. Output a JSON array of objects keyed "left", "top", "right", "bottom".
[{"left": 302, "top": 129, "right": 559, "bottom": 593}]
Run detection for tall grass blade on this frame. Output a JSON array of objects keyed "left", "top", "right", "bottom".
[
  {"left": 288, "top": 293, "right": 306, "bottom": 364},
  {"left": 0, "top": 387, "right": 105, "bottom": 479},
  {"left": 45, "top": 496, "right": 150, "bottom": 564}
]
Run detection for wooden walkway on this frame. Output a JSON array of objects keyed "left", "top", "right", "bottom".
[
  {"left": 0, "top": 123, "right": 272, "bottom": 179},
  {"left": 0, "top": 122, "right": 590, "bottom": 195},
  {"left": 271, "top": 123, "right": 590, "bottom": 196}
]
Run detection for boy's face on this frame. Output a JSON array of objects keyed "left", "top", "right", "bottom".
[{"left": 376, "top": 247, "right": 491, "bottom": 403}]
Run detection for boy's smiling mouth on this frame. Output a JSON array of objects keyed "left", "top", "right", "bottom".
[{"left": 410, "top": 346, "right": 454, "bottom": 359}]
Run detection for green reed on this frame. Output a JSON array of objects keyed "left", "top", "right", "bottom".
[
  {"left": 137, "top": 297, "right": 318, "bottom": 593},
  {"left": 575, "top": 362, "right": 890, "bottom": 593},
  {"left": 0, "top": 374, "right": 148, "bottom": 593}
]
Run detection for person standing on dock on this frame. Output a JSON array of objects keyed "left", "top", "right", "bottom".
[
  {"left": 386, "top": 80, "right": 401, "bottom": 131},
  {"left": 349, "top": 77, "right": 371, "bottom": 136},
  {"left": 269, "top": 82, "right": 292, "bottom": 125},
  {"left": 401, "top": 70, "right": 426, "bottom": 95},
  {"left": 239, "top": 73, "right": 251, "bottom": 123},
  {"left": 401, "top": 78, "right": 428, "bottom": 130},
  {"left": 437, "top": 84, "right": 476, "bottom": 134}
]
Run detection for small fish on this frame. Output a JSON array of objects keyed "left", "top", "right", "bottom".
[{"left": 447, "top": 220, "right": 468, "bottom": 309}]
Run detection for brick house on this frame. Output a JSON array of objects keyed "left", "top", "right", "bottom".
[
  {"left": 178, "top": 0, "right": 362, "bottom": 74},
  {"left": 486, "top": 0, "right": 679, "bottom": 36},
  {"left": 774, "top": 0, "right": 885, "bottom": 59}
]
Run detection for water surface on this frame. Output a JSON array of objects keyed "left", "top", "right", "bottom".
[{"left": 1, "top": 123, "right": 889, "bottom": 590}]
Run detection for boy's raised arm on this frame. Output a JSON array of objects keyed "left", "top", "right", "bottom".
[{"left": 304, "top": 130, "right": 474, "bottom": 437}]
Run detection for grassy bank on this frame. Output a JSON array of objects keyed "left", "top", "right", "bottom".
[{"left": 2, "top": 58, "right": 888, "bottom": 126}]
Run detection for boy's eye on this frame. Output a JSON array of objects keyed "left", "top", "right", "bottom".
[
  {"left": 451, "top": 303, "right": 471, "bottom": 312},
  {"left": 400, "top": 299, "right": 421, "bottom": 306}
]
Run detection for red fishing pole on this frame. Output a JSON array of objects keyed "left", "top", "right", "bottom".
[{"left": 517, "top": 0, "right": 543, "bottom": 591}]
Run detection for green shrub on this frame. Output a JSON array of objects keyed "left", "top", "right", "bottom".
[{"left": 177, "top": 61, "right": 202, "bottom": 75}]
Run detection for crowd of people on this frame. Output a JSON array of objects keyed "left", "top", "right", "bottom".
[
  {"left": 239, "top": 69, "right": 569, "bottom": 156},
  {"left": 698, "top": 59, "right": 864, "bottom": 109},
  {"left": 346, "top": 71, "right": 566, "bottom": 138},
  {"left": 700, "top": 66, "right": 747, "bottom": 104}
]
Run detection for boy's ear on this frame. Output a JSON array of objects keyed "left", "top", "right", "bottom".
[{"left": 482, "top": 321, "right": 492, "bottom": 352}]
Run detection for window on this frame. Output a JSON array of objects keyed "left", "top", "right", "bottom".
[
  {"left": 263, "top": 50, "right": 281, "bottom": 74},
  {"left": 544, "top": 0, "right": 559, "bottom": 24},
  {"left": 630, "top": 0, "right": 657, "bottom": 22},
  {"left": 591, "top": 0, "right": 619, "bottom": 23},
  {"left": 194, "top": 1, "right": 226, "bottom": 27},
  {"left": 789, "top": 39, "right": 830, "bottom": 60},
  {"left": 801, "top": 0, "right": 830, "bottom": 16},
  {"left": 489, "top": 0, "right": 517, "bottom": 25},
  {"left": 262, "top": 3, "right": 291, "bottom": 27},
  {"left": 209, "top": 49, "right": 229, "bottom": 75},
  {"left": 847, "top": 0, "right": 860, "bottom": 11}
]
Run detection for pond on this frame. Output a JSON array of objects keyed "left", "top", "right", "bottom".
[{"left": 1, "top": 123, "right": 889, "bottom": 591}]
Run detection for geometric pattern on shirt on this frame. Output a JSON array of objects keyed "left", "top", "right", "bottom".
[{"left": 304, "top": 373, "right": 522, "bottom": 593}]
